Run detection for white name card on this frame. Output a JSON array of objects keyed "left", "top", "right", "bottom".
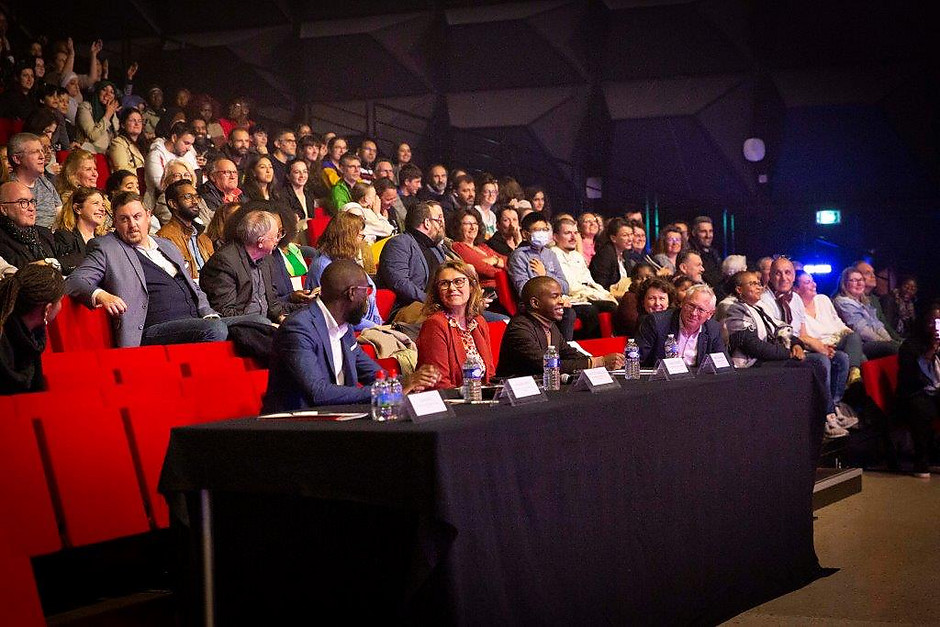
[
  {"left": 662, "top": 358, "right": 690, "bottom": 375},
  {"left": 506, "top": 376, "right": 541, "bottom": 399},
  {"left": 582, "top": 367, "right": 615, "bottom": 386},
  {"left": 572, "top": 366, "right": 621, "bottom": 392},
  {"left": 406, "top": 390, "right": 449, "bottom": 416},
  {"left": 709, "top": 352, "right": 730, "bottom": 369}
]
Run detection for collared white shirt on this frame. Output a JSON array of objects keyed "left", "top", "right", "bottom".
[
  {"left": 676, "top": 326, "right": 700, "bottom": 366},
  {"left": 136, "top": 235, "right": 179, "bottom": 277},
  {"left": 758, "top": 288, "right": 805, "bottom": 336},
  {"left": 552, "top": 247, "right": 614, "bottom": 303},
  {"left": 316, "top": 298, "right": 349, "bottom": 386}
]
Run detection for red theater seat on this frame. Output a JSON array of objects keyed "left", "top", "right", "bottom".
[
  {"left": 43, "top": 350, "right": 104, "bottom": 392},
  {"left": 306, "top": 216, "right": 331, "bottom": 247},
  {"left": 181, "top": 373, "right": 263, "bottom": 421},
  {"left": 487, "top": 320, "right": 508, "bottom": 367},
  {"left": 376, "top": 289, "right": 396, "bottom": 321},
  {"left": 494, "top": 271, "right": 517, "bottom": 316},
  {"left": 0, "top": 538, "right": 46, "bottom": 626},
  {"left": 576, "top": 336, "right": 627, "bottom": 357},
  {"left": 47, "top": 296, "right": 114, "bottom": 352},
  {"left": 861, "top": 355, "right": 899, "bottom": 415},
  {"left": 94, "top": 153, "right": 110, "bottom": 190}
]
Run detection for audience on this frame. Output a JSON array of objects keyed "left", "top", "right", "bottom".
[
  {"left": 329, "top": 152, "right": 361, "bottom": 215},
  {"left": 881, "top": 275, "right": 918, "bottom": 339},
  {"left": 833, "top": 266, "right": 902, "bottom": 358},
  {"left": 794, "top": 270, "right": 864, "bottom": 386},
  {"left": 284, "top": 158, "right": 316, "bottom": 220},
  {"left": 198, "top": 157, "right": 246, "bottom": 215},
  {"left": 242, "top": 154, "right": 280, "bottom": 202},
  {"left": 651, "top": 225, "right": 683, "bottom": 274},
  {"left": 448, "top": 208, "right": 505, "bottom": 289},
  {"left": 156, "top": 179, "right": 214, "bottom": 279},
  {"left": 577, "top": 212, "right": 601, "bottom": 265},
  {"left": 0, "top": 181, "right": 60, "bottom": 269},
  {"left": 75, "top": 80, "right": 119, "bottom": 153},
  {"left": 52, "top": 185, "right": 107, "bottom": 273},
  {"left": 689, "top": 216, "right": 722, "bottom": 286},
  {"left": 636, "top": 284, "right": 724, "bottom": 367},
  {"left": 589, "top": 217, "right": 634, "bottom": 292},
  {"left": 7, "top": 132, "right": 62, "bottom": 228},
  {"left": 415, "top": 259, "right": 495, "bottom": 390},
  {"left": 486, "top": 204, "right": 522, "bottom": 256},
  {"left": 342, "top": 181, "right": 394, "bottom": 241},
  {"left": 107, "top": 107, "right": 146, "bottom": 171}
]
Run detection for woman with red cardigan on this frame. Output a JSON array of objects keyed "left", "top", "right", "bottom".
[
  {"left": 448, "top": 208, "right": 506, "bottom": 289},
  {"left": 415, "top": 259, "right": 495, "bottom": 390}
]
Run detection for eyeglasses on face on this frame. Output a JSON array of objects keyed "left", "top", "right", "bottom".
[
  {"left": 437, "top": 276, "right": 468, "bottom": 290},
  {"left": 682, "top": 302, "right": 713, "bottom": 316},
  {"left": 349, "top": 285, "right": 375, "bottom": 296},
  {"left": 0, "top": 198, "right": 37, "bottom": 209}
]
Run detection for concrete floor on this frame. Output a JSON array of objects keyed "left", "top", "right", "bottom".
[{"left": 726, "top": 472, "right": 940, "bottom": 626}]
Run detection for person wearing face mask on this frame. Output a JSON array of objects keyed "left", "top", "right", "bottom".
[
  {"left": 507, "top": 212, "right": 578, "bottom": 340},
  {"left": 262, "top": 259, "right": 440, "bottom": 411}
]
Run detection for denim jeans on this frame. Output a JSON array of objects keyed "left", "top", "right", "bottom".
[
  {"left": 141, "top": 314, "right": 272, "bottom": 346},
  {"left": 804, "top": 350, "right": 849, "bottom": 410},
  {"left": 836, "top": 332, "right": 866, "bottom": 368}
]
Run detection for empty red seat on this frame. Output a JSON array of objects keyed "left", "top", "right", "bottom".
[
  {"left": 0, "top": 408, "right": 61, "bottom": 557},
  {"left": 0, "top": 117, "right": 25, "bottom": 145},
  {"left": 861, "top": 355, "right": 899, "bottom": 415},
  {"left": 46, "top": 296, "right": 114, "bottom": 352},
  {"left": 94, "top": 153, "right": 110, "bottom": 191},
  {"left": 19, "top": 394, "right": 150, "bottom": 547},
  {"left": 598, "top": 312, "right": 614, "bottom": 338},
  {"left": 487, "top": 320, "right": 508, "bottom": 367},
  {"left": 576, "top": 336, "right": 627, "bottom": 357},
  {"left": 181, "top": 373, "right": 263, "bottom": 421},
  {"left": 43, "top": 350, "right": 104, "bottom": 392},
  {"left": 376, "top": 289, "right": 396, "bottom": 321},
  {"left": 376, "top": 357, "right": 399, "bottom": 374}
]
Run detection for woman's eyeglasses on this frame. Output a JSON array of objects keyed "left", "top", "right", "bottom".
[{"left": 437, "top": 277, "right": 468, "bottom": 290}]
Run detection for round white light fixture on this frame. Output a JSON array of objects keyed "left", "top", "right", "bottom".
[{"left": 743, "top": 137, "right": 766, "bottom": 162}]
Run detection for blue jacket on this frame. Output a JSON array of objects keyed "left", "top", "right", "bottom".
[
  {"left": 261, "top": 302, "right": 381, "bottom": 412},
  {"left": 376, "top": 232, "right": 430, "bottom": 316},
  {"left": 636, "top": 308, "right": 726, "bottom": 367},
  {"left": 506, "top": 242, "right": 569, "bottom": 296}
]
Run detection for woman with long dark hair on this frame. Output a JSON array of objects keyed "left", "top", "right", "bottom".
[
  {"left": 243, "top": 154, "right": 281, "bottom": 202},
  {"left": 75, "top": 80, "right": 121, "bottom": 154}
]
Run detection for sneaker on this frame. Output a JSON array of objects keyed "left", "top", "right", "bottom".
[
  {"left": 834, "top": 402, "right": 859, "bottom": 429},
  {"left": 824, "top": 413, "right": 849, "bottom": 439}
]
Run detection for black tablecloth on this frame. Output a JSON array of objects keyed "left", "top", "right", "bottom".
[{"left": 159, "top": 367, "right": 827, "bottom": 625}]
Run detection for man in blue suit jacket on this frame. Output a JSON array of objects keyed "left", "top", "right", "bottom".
[
  {"left": 263, "top": 260, "right": 439, "bottom": 411},
  {"left": 636, "top": 284, "right": 726, "bottom": 367}
]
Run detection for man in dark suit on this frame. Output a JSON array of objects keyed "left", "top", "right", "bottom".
[
  {"left": 496, "top": 276, "right": 623, "bottom": 378},
  {"left": 262, "top": 260, "right": 439, "bottom": 411},
  {"left": 65, "top": 192, "right": 268, "bottom": 347},
  {"left": 636, "top": 284, "right": 726, "bottom": 367},
  {"left": 199, "top": 208, "right": 302, "bottom": 323}
]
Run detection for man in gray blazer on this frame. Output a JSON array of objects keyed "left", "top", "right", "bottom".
[{"left": 65, "top": 192, "right": 267, "bottom": 347}]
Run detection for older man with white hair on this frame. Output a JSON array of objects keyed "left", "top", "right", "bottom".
[{"left": 636, "top": 283, "right": 725, "bottom": 367}]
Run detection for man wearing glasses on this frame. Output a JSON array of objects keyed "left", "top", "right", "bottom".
[
  {"left": 199, "top": 158, "right": 247, "bottom": 214},
  {"left": 269, "top": 128, "right": 297, "bottom": 187},
  {"left": 636, "top": 284, "right": 725, "bottom": 367},
  {"left": 6, "top": 133, "right": 62, "bottom": 229},
  {"left": 329, "top": 153, "right": 363, "bottom": 215},
  {"left": 0, "top": 181, "right": 61, "bottom": 270},
  {"left": 200, "top": 208, "right": 304, "bottom": 324},
  {"left": 156, "top": 180, "right": 214, "bottom": 280},
  {"left": 263, "top": 259, "right": 440, "bottom": 411}
]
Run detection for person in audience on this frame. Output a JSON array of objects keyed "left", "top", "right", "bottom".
[
  {"left": 0, "top": 263, "right": 64, "bottom": 395},
  {"left": 673, "top": 221, "right": 690, "bottom": 247},
  {"left": 199, "top": 157, "right": 246, "bottom": 214},
  {"left": 447, "top": 174, "right": 476, "bottom": 215},
  {"left": 507, "top": 211, "right": 577, "bottom": 340},
  {"left": 75, "top": 80, "right": 120, "bottom": 154},
  {"left": 474, "top": 175, "right": 499, "bottom": 237},
  {"left": 672, "top": 274, "right": 694, "bottom": 303},
  {"left": 356, "top": 138, "right": 377, "bottom": 183},
  {"left": 882, "top": 275, "right": 918, "bottom": 339},
  {"left": 449, "top": 208, "right": 506, "bottom": 289},
  {"left": 636, "top": 283, "right": 724, "bottom": 367},
  {"left": 416, "top": 259, "right": 496, "bottom": 390},
  {"left": 299, "top": 135, "right": 330, "bottom": 199},
  {"left": 629, "top": 220, "right": 648, "bottom": 260},
  {"left": 6, "top": 132, "right": 62, "bottom": 229},
  {"left": 141, "top": 85, "right": 164, "bottom": 140},
  {"left": 320, "top": 136, "right": 347, "bottom": 188},
  {"left": 723, "top": 270, "right": 847, "bottom": 437},
  {"left": 52, "top": 186, "right": 107, "bottom": 273},
  {"left": 0, "top": 60, "right": 37, "bottom": 120},
  {"left": 418, "top": 163, "right": 447, "bottom": 204},
  {"left": 268, "top": 128, "right": 296, "bottom": 186},
  {"left": 393, "top": 142, "right": 412, "bottom": 181},
  {"left": 0, "top": 181, "right": 60, "bottom": 270},
  {"left": 715, "top": 254, "right": 747, "bottom": 304},
  {"left": 55, "top": 149, "right": 99, "bottom": 207},
  {"left": 262, "top": 260, "right": 438, "bottom": 411},
  {"left": 199, "top": 208, "right": 295, "bottom": 323},
  {"left": 589, "top": 217, "right": 634, "bottom": 291},
  {"left": 896, "top": 302, "right": 940, "bottom": 478},
  {"left": 372, "top": 177, "right": 406, "bottom": 232},
  {"left": 525, "top": 185, "right": 548, "bottom": 216},
  {"left": 552, "top": 215, "right": 617, "bottom": 316},
  {"left": 306, "top": 212, "right": 381, "bottom": 330},
  {"left": 218, "top": 97, "right": 252, "bottom": 138},
  {"left": 611, "top": 263, "right": 655, "bottom": 336},
  {"left": 36, "top": 85, "right": 72, "bottom": 149},
  {"left": 65, "top": 192, "right": 265, "bottom": 347},
  {"left": 22, "top": 108, "right": 59, "bottom": 148},
  {"left": 486, "top": 205, "right": 522, "bottom": 256},
  {"left": 854, "top": 260, "right": 904, "bottom": 342},
  {"left": 578, "top": 212, "right": 600, "bottom": 265},
  {"left": 760, "top": 257, "right": 851, "bottom": 421},
  {"left": 675, "top": 250, "right": 704, "bottom": 284},
  {"left": 329, "top": 152, "right": 361, "bottom": 215},
  {"left": 756, "top": 256, "right": 773, "bottom": 287},
  {"left": 373, "top": 158, "right": 395, "bottom": 182},
  {"left": 205, "top": 201, "right": 240, "bottom": 250},
  {"left": 263, "top": 204, "right": 317, "bottom": 306},
  {"left": 156, "top": 180, "right": 214, "bottom": 280},
  {"left": 189, "top": 94, "right": 225, "bottom": 147},
  {"left": 795, "top": 270, "right": 865, "bottom": 385},
  {"left": 496, "top": 276, "right": 623, "bottom": 378},
  {"left": 651, "top": 226, "right": 683, "bottom": 274},
  {"left": 378, "top": 201, "right": 449, "bottom": 317},
  {"left": 150, "top": 159, "right": 208, "bottom": 229},
  {"left": 144, "top": 121, "right": 198, "bottom": 204},
  {"left": 284, "top": 158, "right": 316, "bottom": 221},
  {"left": 689, "top": 216, "right": 722, "bottom": 286},
  {"left": 637, "top": 276, "right": 676, "bottom": 326},
  {"left": 243, "top": 154, "right": 281, "bottom": 202},
  {"left": 248, "top": 123, "right": 268, "bottom": 156},
  {"left": 397, "top": 163, "right": 423, "bottom": 214},
  {"left": 212, "top": 126, "right": 251, "bottom": 183},
  {"left": 342, "top": 181, "right": 394, "bottom": 241},
  {"left": 107, "top": 107, "right": 146, "bottom": 172},
  {"left": 105, "top": 169, "right": 140, "bottom": 197},
  {"left": 498, "top": 176, "right": 525, "bottom": 208},
  {"left": 833, "top": 267, "right": 902, "bottom": 358}
]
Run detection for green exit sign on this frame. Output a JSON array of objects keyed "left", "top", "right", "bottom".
[{"left": 816, "top": 209, "right": 841, "bottom": 225}]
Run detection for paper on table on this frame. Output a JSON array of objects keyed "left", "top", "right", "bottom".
[
  {"left": 582, "top": 367, "right": 615, "bottom": 386},
  {"left": 709, "top": 352, "right": 731, "bottom": 368},
  {"left": 662, "top": 357, "right": 690, "bottom": 375},
  {"left": 505, "top": 376, "right": 541, "bottom": 398},
  {"left": 407, "top": 390, "right": 449, "bottom": 416}
]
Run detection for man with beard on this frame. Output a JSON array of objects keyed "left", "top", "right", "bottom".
[
  {"left": 418, "top": 163, "right": 447, "bottom": 203},
  {"left": 262, "top": 259, "right": 440, "bottom": 411},
  {"left": 212, "top": 127, "right": 251, "bottom": 183},
  {"left": 689, "top": 216, "right": 722, "bottom": 286},
  {"left": 157, "top": 180, "right": 214, "bottom": 279}
]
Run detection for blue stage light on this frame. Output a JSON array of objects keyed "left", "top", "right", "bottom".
[{"left": 804, "top": 264, "right": 832, "bottom": 275}]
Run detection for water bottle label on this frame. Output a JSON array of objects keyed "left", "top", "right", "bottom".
[
  {"left": 546, "top": 357, "right": 560, "bottom": 368},
  {"left": 463, "top": 366, "right": 483, "bottom": 379},
  {"left": 626, "top": 347, "right": 639, "bottom": 359}
]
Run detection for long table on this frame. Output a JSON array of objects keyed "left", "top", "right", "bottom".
[{"left": 159, "top": 367, "right": 827, "bottom": 625}]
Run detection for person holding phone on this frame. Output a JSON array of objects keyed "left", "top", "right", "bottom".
[{"left": 896, "top": 302, "right": 940, "bottom": 478}]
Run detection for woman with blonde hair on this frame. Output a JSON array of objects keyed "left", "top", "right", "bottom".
[
  {"left": 833, "top": 266, "right": 901, "bottom": 358},
  {"left": 415, "top": 258, "right": 494, "bottom": 390},
  {"left": 55, "top": 148, "right": 100, "bottom": 204},
  {"left": 148, "top": 158, "right": 210, "bottom": 231},
  {"left": 52, "top": 186, "right": 108, "bottom": 273}
]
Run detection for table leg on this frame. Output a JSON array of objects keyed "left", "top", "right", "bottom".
[{"left": 200, "top": 489, "right": 215, "bottom": 627}]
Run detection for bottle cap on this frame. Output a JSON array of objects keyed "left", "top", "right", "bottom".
[{"left": 375, "top": 370, "right": 386, "bottom": 380}]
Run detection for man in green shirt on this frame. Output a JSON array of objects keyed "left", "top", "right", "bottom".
[{"left": 329, "top": 153, "right": 361, "bottom": 216}]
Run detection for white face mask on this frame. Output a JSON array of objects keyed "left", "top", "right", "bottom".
[{"left": 529, "top": 230, "right": 551, "bottom": 248}]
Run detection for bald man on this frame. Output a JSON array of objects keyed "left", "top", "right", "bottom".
[
  {"left": 262, "top": 260, "right": 438, "bottom": 411},
  {"left": 496, "top": 276, "right": 624, "bottom": 379},
  {"left": 0, "top": 181, "right": 61, "bottom": 270}
]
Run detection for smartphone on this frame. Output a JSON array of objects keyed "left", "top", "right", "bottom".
[{"left": 482, "top": 288, "right": 497, "bottom": 301}]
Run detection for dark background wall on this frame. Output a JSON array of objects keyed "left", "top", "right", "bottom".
[{"left": 11, "top": 0, "right": 940, "bottom": 294}]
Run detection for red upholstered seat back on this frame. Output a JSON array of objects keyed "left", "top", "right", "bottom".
[
  {"left": 861, "top": 355, "right": 899, "bottom": 415},
  {"left": 47, "top": 296, "right": 114, "bottom": 352}
]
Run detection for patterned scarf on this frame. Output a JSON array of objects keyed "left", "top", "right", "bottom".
[{"left": 0, "top": 215, "right": 47, "bottom": 260}]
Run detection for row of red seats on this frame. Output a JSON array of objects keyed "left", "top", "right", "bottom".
[{"left": 0, "top": 117, "right": 25, "bottom": 145}]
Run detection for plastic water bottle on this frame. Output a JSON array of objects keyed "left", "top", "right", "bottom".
[
  {"left": 462, "top": 354, "right": 484, "bottom": 402},
  {"left": 543, "top": 345, "right": 561, "bottom": 391},
  {"left": 386, "top": 370, "right": 404, "bottom": 420},
  {"left": 370, "top": 370, "right": 390, "bottom": 421},
  {"left": 624, "top": 339, "right": 641, "bottom": 380},
  {"left": 664, "top": 333, "right": 679, "bottom": 359}
]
